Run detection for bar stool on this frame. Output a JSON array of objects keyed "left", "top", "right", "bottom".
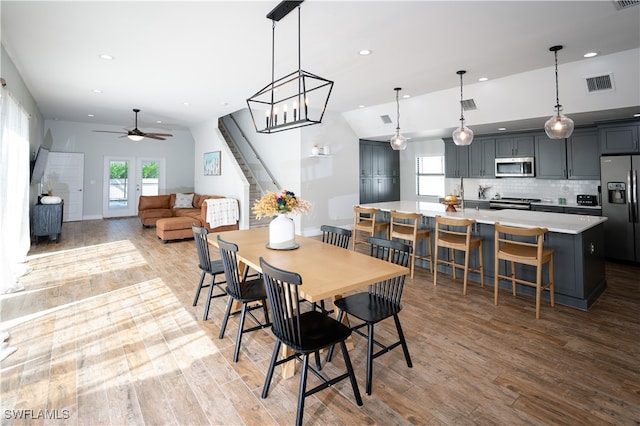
[
  {"left": 433, "top": 215, "right": 484, "bottom": 295},
  {"left": 352, "top": 206, "right": 389, "bottom": 251},
  {"left": 389, "top": 210, "right": 432, "bottom": 278},
  {"left": 494, "top": 223, "right": 554, "bottom": 319}
]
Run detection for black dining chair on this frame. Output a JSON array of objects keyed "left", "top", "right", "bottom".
[
  {"left": 327, "top": 236, "right": 413, "bottom": 395},
  {"left": 320, "top": 224, "right": 352, "bottom": 249},
  {"left": 217, "top": 236, "right": 271, "bottom": 363},
  {"left": 192, "top": 224, "right": 227, "bottom": 321},
  {"left": 259, "top": 257, "right": 363, "bottom": 426}
]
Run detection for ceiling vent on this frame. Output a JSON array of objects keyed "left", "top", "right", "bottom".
[
  {"left": 380, "top": 114, "right": 393, "bottom": 124},
  {"left": 585, "top": 73, "right": 615, "bottom": 93},
  {"left": 613, "top": 0, "right": 639, "bottom": 9},
  {"left": 461, "top": 98, "right": 477, "bottom": 111}
]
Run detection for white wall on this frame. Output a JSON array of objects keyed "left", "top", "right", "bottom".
[{"left": 45, "top": 120, "right": 195, "bottom": 219}]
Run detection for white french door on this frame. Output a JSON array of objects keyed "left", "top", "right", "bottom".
[{"left": 103, "top": 156, "right": 165, "bottom": 218}]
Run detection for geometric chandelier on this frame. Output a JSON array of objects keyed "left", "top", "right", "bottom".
[{"left": 247, "top": 0, "right": 334, "bottom": 134}]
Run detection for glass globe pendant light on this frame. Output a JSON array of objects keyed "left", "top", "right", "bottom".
[
  {"left": 544, "top": 45, "right": 574, "bottom": 139},
  {"left": 452, "top": 70, "right": 474, "bottom": 146},
  {"left": 390, "top": 87, "right": 407, "bottom": 150}
]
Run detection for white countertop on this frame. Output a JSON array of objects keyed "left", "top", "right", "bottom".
[{"left": 360, "top": 201, "right": 607, "bottom": 235}]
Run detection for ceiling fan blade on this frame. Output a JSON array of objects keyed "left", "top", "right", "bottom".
[
  {"left": 145, "top": 132, "right": 173, "bottom": 137},
  {"left": 92, "top": 130, "right": 128, "bottom": 134},
  {"left": 144, "top": 134, "right": 167, "bottom": 141}
]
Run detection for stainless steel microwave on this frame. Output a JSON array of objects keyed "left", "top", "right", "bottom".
[{"left": 495, "top": 157, "right": 535, "bottom": 177}]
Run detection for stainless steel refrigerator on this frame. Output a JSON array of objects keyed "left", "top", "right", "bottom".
[{"left": 600, "top": 155, "right": 640, "bottom": 262}]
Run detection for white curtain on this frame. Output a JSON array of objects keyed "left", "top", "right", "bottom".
[{"left": 0, "top": 88, "right": 31, "bottom": 293}]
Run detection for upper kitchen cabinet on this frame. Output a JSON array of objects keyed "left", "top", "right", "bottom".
[
  {"left": 360, "top": 140, "right": 399, "bottom": 177},
  {"left": 598, "top": 122, "right": 640, "bottom": 154},
  {"left": 468, "top": 138, "right": 495, "bottom": 178},
  {"left": 535, "top": 133, "right": 567, "bottom": 179},
  {"left": 444, "top": 139, "right": 469, "bottom": 178},
  {"left": 495, "top": 135, "right": 535, "bottom": 158},
  {"left": 567, "top": 128, "right": 600, "bottom": 180}
]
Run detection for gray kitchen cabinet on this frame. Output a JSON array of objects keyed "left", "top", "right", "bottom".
[
  {"left": 531, "top": 204, "right": 565, "bottom": 213},
  {"left": 469, "top": 138, "right": 495, "bottom": 178},
  {"left": 359, "top": 140, "right": 400, "bottom": 203},
  {"left": 495, "top": 135, "right": 535, "bottom": 158},
  {"left": 32, "top": 201, "right": 63, "bottom": 244},
  {"left": 598, "top": 122, "right": 639, "bottom": 154},
  {"left": 567, "top": 128, "right": 600, "bottom": 179},
  {"left": 463, "top": 200, "right": 490, "bottom": 210},
  {"left": 444, "top": 139, "right": 469, "bottom": 178},
  {"left": 532, "top": 204, "right": 602, "bottom": 216},
  {"left": 535, "top": 133, "right": 567, "bottom": 179}
]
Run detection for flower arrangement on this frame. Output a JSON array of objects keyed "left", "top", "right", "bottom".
[{"left": 253, "top": 190, "right": 311, "bottom": 220}]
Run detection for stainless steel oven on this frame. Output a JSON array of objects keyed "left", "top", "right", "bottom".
[{"left": 495, "top": 157, "right": 535, "bottom": 177}]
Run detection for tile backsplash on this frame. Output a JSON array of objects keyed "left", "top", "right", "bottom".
[{"left": 445, "top": 178, "right": 600, "bottom": 203}]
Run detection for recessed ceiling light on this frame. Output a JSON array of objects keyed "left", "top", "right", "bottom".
[
  {"left": 156, "top": 120, "right": 162, "bottom": 124},
  {"left": 92, "top": 89, "right": 102, "bottom": 94},
  {"left": 498, "top": 127, "right": 507, "bottom": 131},
  {"left": 358, "top": 105, "right": 366, "bottom": 108},
  {"left": 183, "top": 102, "right": 190, "bottom": 106},
  {"left": 98, "top": 54, "right": 114, "bottom": 60},
  {"left": 87, "top": 114, "right": 95, "bottom": 117},
  {"left": 479, "top": 77, "right": 489, "bottom": 82},
  {"left": 359, "top": 49, "right": 372, "bottom": 56},
  {"left": 584, "top": 52, "right": 598, "bottom": 58},
  {"left": 402, "top": 94, "right": 410, "bottom": 99}
]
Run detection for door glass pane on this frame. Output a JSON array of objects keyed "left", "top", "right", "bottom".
[
  {"left": 109, "top": 160, "right": 129, "bottom": 209},
  {"left": 141, "top": 160, "right": 159, "bottom": 196}
]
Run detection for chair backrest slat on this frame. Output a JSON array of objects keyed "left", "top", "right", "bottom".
[
  {"left": 260, "top": 258, "right": 304, "bottom": 347},
  {"left": 217, "top": 236, "right": 244, "bottom": 299},
  {"left": 192, "top": 224, "right": 211, "bottom": 271},
  {"left": 320, "top": 224, "right": 352, "bottom": 249},
  {"left": 367, "top": 237, "right": 410, "bottom": 305}
]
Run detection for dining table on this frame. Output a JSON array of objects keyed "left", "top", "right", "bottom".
[{"left": 208, "top": 227, "right": 409, "bottom": 378}]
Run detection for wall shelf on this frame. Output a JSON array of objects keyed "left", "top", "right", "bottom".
[{"left": 309, "top": 154, "right": 333, "bottom": 158}]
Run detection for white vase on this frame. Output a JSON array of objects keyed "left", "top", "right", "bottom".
[{"left": 269, "top": 214, "right": 295, "bottom": 249}]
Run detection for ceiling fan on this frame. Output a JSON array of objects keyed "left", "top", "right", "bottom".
[{"left": 93, "top": 108, "right": 173, "bottom": 141}]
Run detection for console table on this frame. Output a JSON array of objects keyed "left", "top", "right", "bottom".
[{"left": 32, "top": 201, "right": 64, "bottom": 244}]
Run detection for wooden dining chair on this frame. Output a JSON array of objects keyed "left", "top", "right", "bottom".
[
  {"left": 352, "top": 206, "right": 389, "bottom": 251},
  {"left": 217, "top": 236, "right": 271, "bottom": 362},
  {"left": 191, "top": 224, "right": 227, "bottom": 321},
  {"left": 259, "top": 257, "right": 363, "bottom": 426},
  {"left": 389, "top": 210, "right": 432, "bottom": 278},
  {"left": 433, "top": 215, "right": 484, "bottom": 295},
  {"left": 327, "top": 237, "right": 413, "bottom": 395},
  {"left": 494, "top": 223, "right": 555, "bottom": 319}
]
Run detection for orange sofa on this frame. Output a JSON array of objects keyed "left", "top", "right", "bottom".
[{"left": 138, "top": 193, "right": 238, "bottom": 241}]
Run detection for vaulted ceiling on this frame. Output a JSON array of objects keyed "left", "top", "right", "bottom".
[{"left": 2, "top": 1, "right": 639, "bottom": 134}]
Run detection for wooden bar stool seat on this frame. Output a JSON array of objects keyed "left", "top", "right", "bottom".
[
  {"left": 433, "top": 215, "right": 484, "bottom": 295},
  {"left": 352, "top": 206, "right": 389, "bottom": 251},
  {"left": 389, "top": 210, "right": 432, "bottom": 278},
  {"left": 494, "top": 223, "right": 554, "bottom": 319}
]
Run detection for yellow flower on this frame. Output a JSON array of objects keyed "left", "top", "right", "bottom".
[{"left": 253, "top": 190, "right": 311, "bottom": 220}]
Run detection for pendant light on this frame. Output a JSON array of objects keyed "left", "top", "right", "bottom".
[
  {"left": 452, "top": 70, "right": 473, "bottom": 146},
  {"left": 390, "top": 87, "right": 407, "bottom": 150},
  {"left": 544, "top": 45, "right": 574, "bottom": 139}
]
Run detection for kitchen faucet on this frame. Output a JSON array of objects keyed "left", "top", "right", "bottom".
[{"left": 460, "top": 176, "right": 465, "bottom": 209}]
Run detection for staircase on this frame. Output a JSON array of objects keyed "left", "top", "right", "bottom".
[{"left": 218, "top": 118, "right": 271, "bottom": 228}]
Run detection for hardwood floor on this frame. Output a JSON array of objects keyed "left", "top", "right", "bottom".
[{"left": 1, "top": 217, "right": 639, "bottom": 425}]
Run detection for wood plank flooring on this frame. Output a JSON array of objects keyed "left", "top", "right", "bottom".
[{"left": 1, "top": 218, "right": 639, "bottom": 425}]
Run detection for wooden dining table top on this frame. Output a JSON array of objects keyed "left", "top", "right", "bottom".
[{"left": 208, "top": 227, "right": 409, "bottom": 302}]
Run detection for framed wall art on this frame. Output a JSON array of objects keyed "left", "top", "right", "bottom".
[{"left": 204, "top": 151, "right": 221, "bottom": 176}]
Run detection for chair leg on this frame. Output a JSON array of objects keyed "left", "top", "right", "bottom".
[
  {"left": 494, "top": 258, "right": 500, "bottom": 305},
  {"left": 202, "top": 273, "right": 216, "bottom": 321},
  {"left": 478, "top": 242, "right": 484, "bottom": 288},
  {"left": 314, "top": 351, "right": 322, "bottom": 371},
  {"left": 340, "top": 340, "right": 363, "bottom": 407},
  {"left": 296, "top": 354, "right": 310, "bottom": 426},
  {"left": 549, "top": 257, "right": 555, "bottom": 307},
  {"left": 510, "top": 261, "right": 517, "bottom": 296},
  {"left": 233, "top": 303, "right": 248, "bottom": 362},
  {"left": 393, "top": 314, "right": 412, "bottom": 368},
  {"left": 326, "top": 310, "right": 344, "bottom": 363},
  {"left": 450, "top": 248, "right": 456, "bottom": 281},
  {"left": 433, "top": 242, "right": 439, "bottom": 287},
  {"left": 219, "top": 296, "right": 233, "bottom": 339},
  {"left": 366, "top": 323, "right": 374, "bottom": 395},
  {"left": 261, "top": 339, "right": 282, "bottom": 399},
  {"left": 193, "top": 271, "right": 206, "bottom": 306},
  {"left": 462, "top": 250, "right": 470, "bottom": 296}
]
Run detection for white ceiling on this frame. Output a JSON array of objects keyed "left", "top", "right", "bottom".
[{"left": 2, "top": 1, "right": 639, "bottom": 134}]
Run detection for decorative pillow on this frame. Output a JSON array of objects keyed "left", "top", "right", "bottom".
[{"left": 174, "top": 193, "right": 194, "bottom": 209}]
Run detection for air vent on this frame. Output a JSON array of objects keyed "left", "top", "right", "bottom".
[
  {"left": 380, "top": 114, "right": 393, "bottom": 124},
  {"left": 585, "top": 73, "right": 615, "bottom": 93},
  {"left": 461, "top": 98, "right": 477, "bottom": 111},
  {"left": 613, "top": 0, "right": 639, "bottom": 10}
]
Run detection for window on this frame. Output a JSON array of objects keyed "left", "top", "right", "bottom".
[{"left": 416, "top": 156, "right": 445, "bottom": 197}]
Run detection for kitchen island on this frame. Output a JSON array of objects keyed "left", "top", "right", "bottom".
[{"left": 361, "top": 201, "right": 607, "bottom": 310}]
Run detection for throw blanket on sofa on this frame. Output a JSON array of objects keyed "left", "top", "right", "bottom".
[{"left": 205, "top": 198, "right": 239, "bottom": 228}]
